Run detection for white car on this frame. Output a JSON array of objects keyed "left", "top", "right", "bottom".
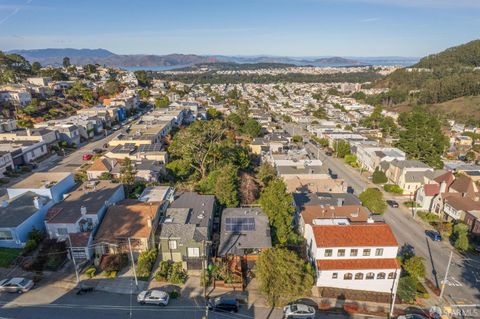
[
  {"left": 137, "top": 290, "right": 169, "bottom": 306},
  {"left": 0, "top": 278, "right": 34, "bottom": 293},
  {"left": 283, "top": 304, "right": 316, "bottom": 319}
]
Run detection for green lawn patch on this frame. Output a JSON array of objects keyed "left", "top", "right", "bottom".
[{"left": 0, "top": 248, "right": 21, "bottom": 268}]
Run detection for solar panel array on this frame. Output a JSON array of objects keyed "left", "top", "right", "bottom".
[
  {"left": 225, "top": 217, "right": 255, "bottom": 232},
  {"left": 139, "top": 144, "right": 164, "bottom": 153}
]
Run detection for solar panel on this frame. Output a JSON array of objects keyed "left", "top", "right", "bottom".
[{"left": 225, "top": 217, "right": 255, "bottom": 232}]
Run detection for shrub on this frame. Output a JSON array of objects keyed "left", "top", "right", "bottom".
[
  {"left": 416, "top": 282, "right": 430, "bottom": 299},
  {"left": 100, "top": 254, "right": 128, "bottom": 272},
  {"left": 154, "top": 261, "right": 187, "bottom": 284},
  {"left": 403, "top": 201, "right": 420, "bottom": 208},
  {"left": 22, "top": 240, "right": 38, "bottom": 255},
  {"left": 169, "top": 291, "right": 179, "bottom": 299},
  {"left": 397, "top": 276, "right": 418, "bottom": 303},
  {"left": 383, "top": 184, "right": 404, "bottom": 194},
  {"left": 417, "top": 211, "right": 439, "bottom": 223},
  {"left": 85, "top": 266, "right": 96, "bottom": 278},
  {"left": 28, "top": 228, "right": 45, "bottom": 244},
  {"left": 136, "top": 249, "right": 157, "bottom": 278},
  {"left": 372, "top": 168, "right": 388, "bottom": 184},
  {"left": 200, "top": 270, "right": 211, "bottom": 287}
]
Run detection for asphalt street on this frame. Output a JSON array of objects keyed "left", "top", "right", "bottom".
[
  {"left": 0, "top": 286, "right": 367, "bottom": 319},
  {"left": 285, "top": 123, "right": 480, "bottom": 307}
]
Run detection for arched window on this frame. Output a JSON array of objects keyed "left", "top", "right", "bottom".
[
  {"left": 355, "top": 273, "right": 364, "bottom": 280},
  {"left": 388, "top": 272, "right": 396, "bottom": 279},
  {"left": 344, "top": 273, "right": 353, "bottom": 280},
  {"left": 377, "top": 272, "right": 386, "bottom": 279},
  {"left": 366, "top": 272, "right": 375, "bottom": 280}
]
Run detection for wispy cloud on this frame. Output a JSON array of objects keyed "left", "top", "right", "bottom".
[
  {"left": 337, "top": 0, "right": 480, "bottom": 8},
  {"left": 0, "top": 0, "right": 33, "bottom": 26},
  {"left": 359, "top": 17, "right": 379, "bottom": 23}
]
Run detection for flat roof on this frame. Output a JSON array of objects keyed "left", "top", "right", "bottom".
[{"left": 10, "top": 172, "right": 71, "bottom": 189}]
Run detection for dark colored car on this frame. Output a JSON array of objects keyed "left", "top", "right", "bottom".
[
  {"left": 386, "top": 200, "right": 399, "bottom": 208},
  {"left": 207, "top": 297, "right": 239, "bottom": 313},
  {"left": 426, "top": 230, "right": 442, "bottom": 242},
  {"left": 92, "top": 148, "right": 103, "bottom": 154}
]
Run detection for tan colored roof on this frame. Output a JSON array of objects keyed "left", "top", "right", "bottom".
[
  {"left": 444, "top": 193, "right": 480, "bottom": 211},
  {"left": 11, "top": 172, "right": 71, "bottom": 189},
  {"left": 313, "top": 224, "right": 398, "bottom": 248},
  {"left": 449, "top": 175, "right": 477, "bottom": 196},
  {"left": 316, "top": 258, "right": 400, "bottom": 270},
  {"left": 87, "top": 157, "right": 117, "bottom": 172},
  {"left": 284, "top": 178, "right": 346, "bottom": 193},
  {"left": 302, "top": 205, "right": 370, "bottom": 224},
  {"left": 94, "top": 200, "right": 162, "bottom": 242}
]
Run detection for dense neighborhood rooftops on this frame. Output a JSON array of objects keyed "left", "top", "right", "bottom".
[
  {"left": 316, "top": 258, "right": 400, "bottom": 271},
  {"left": 45, "top": 181, "right": 122, "bottom": 224},
  {"left": 443, "top": 193, "right": 480, "bottom": 211},
  {"left": 218, "top": 207, "right": 272, "bottom": 256},
  {"left": 0, "top": 192, "right": 50, "bottom": 228},
  {"left": 312, "top": 224, "right": 398, "bottom": 248},
  {"left": 389, "top": 159, "right": 431, "bottom": 169},
  {"left": 94, "top": 200, "right": 162, "bottom": 241},
  {"left": 11, "top": 172, "right": 71, "bottom": 189}
]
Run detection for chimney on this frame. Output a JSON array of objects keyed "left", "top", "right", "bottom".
[
  {"left": 367, "top": 217, "right": 374, "bottom": 223},
  {"left": 33, "top": 196, "right": 42, "bottom": 210},
  {"left": 80, "top": 206, "right": 87, "bottom": 215},
  {"left": 147, "top": 217, "right": 152, "bottom": 228},
  {"left": 351, "top": 207, "right": 359, "bottom": 218}
]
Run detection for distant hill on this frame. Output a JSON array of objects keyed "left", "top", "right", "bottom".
[
  {"left": 7, "top": 48, "right": 417, "bottom": 68},
  {"left": 413, "top": 40, "right": 480, "bottom": 68}
]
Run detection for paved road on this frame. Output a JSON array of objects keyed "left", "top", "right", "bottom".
[
  {"left": 0, "top": 286, "right": 367, "bottom": 319},
  {"left": 284, "top": 123, "right": 480, "bottom": 307}
]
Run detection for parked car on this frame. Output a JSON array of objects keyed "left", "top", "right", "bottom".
[
  {"left": 82, "top": 153, "right": 93, "bottom": 161},
  {"left": 386, "top": 200, "right": 399, "bottom": 208},
  {"left": 137, "top": 290, "right": 170, "bottom": 306},
  {"left": 0, "top": 278, "right": 34, "bottom": 293},
  {"left": 92, "top": 148, "right": 103, "bottom": 154},
  {"left": 283, "top": 303, "right": 316, "bottom": 319},
  {"left": 397, "top": 314, "right": 429, "bottom": 319},
  {"left": 425, "top": 230, "right": 442, "bottom": 242},
  {"left": 207, "top": 297, "right": 239, "bottom": 313}
]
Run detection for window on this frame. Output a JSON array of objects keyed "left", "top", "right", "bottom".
[
  {"left": 187, "top": 247, "right": 200, "bottom": 258},
  {"left": 377, "top": 272, "right": 386, "bottom": 279},
  {"left": 388, "top": 272, "right": 397, "bottom": 279},
  {"left": 332, "top": 273, "right": 338, "bottom": 279},
  {"left": 337, "top": 249, "right": 345, "bottom": 257},
  {"left": 57, "top": 228, "right": 68, "bottom": 235},
  {"left": 344, "top": 273, "right": 352, "bottom": 280},
  {"left": 366, "top": 272, "right": 375, "bottom": 280},
  {"left": 0, "top": 230, "right": 13, "bottom": 240},
  {"left": 350, "top": 249, "right": 358, "bottom": 257},
  {"left": 375, "top": 248, "right": 384, "bottom": 256},
  {"left": 168, "top": 240, "right": 177, "bottom": 250},
  {"left": 363, "top": 249, "right": 371, "bottom": 256},
  {"left": 324, "top": 249, "right": 333, "bottom": 257},
  {"left": 355, "top": 273, "right": 364, "bottom": 280}
]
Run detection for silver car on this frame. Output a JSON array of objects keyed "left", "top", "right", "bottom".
[
  {"left": 283, "top": 303, "right": 316, "bottom": 319},
  {"left": 137, "top": 290, "right": 170, "bottom": 306},
  {"left": 0, "top": 278, "right": 34, "bottom": 293}
]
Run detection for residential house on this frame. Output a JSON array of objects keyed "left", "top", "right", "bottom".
[
  {"left": 0, "top": 192, "right": 53, "bottom": 248},
  {"left": 217, "top": 207, "right": 272, "bottom": 268},
  {"left": 44, "top": 181, "right": 125, "bottom": 259},
  {"left": 7, "top": 172, "right": 75, "bottom": 203},
  {"left": 304, "top": 223, "right": 400, "bottom": 296},
  {"left": 355, "top": 145, "right": 405, "bottom": 172},
  {"left": 93, "top": 200, "right": 166, "bottom": 257},
  {"left": 381, "top": 160, "right": 433, "bottom": 195},
  {"left": 0, "top": 151, "right": 14, "bottom": 177}
]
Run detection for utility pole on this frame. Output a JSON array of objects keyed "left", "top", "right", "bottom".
[
  {"left": 203, "top": 240, "right": 209, "bottom": 319},
  {"left": 67, "top": 234, "right": 79, "bottom": 284},
  {"left": 128, "top": 237, "right": 138, "bottom": 287},
  {"left": 440, "top": 250, "right": 454, "bottom": 300},
  {"left": 389, "top": 269, "right": 399, "bottom": 318}
]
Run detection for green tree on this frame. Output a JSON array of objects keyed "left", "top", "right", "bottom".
[
  {"left": 372, "top": 168, "right": 388, "bottom": 184},
  {"left": 403, "top": 256, "right": 426, "bottom": 280},
  {"left": 206, "top": 107, "right": 222, "bottom": 120},
  {"left": 396, "top": 106, "right": 449, "bottom": 169},
  {"left": 63, "top": 56, "right": 71, "bottom": 68},
  {"left": 138, "top": 89, "right": 150, "bottom": 99},
  {"left": 312, "top": 107, "right": 327, "bottom": 119},
  {"left": 359, "top": 188, "right": 387, "bottom": 214},
  {"left": 256, "top": 162, "right": 277, "bottom": 186},
  {"left": 333, "top": 140, "right": 351, "bottom": 158},
  {"left": 242, "top": 118, "right": 262, "bottom": 138},
  {"left": 120, "top": 158, "right": 136, "bottom": 185},
  {"left": 214, "top": 164, "right": 239, "bottom": 207},
  {"left": 32, "top": 61, "right": 41, "bottom": 74},
  {"left": 292, "top": 135, "right": 303, "bottom": 144},
  {"left": 397, "top": 276, "right": 418, "bottom": 303},
  {"left": 258, "top": 178, "right": 296, "bottom": 245},
  {"left": 134, "top": 70, "right": 151, "bottom": 87},
  {"left": 452, "top": 223, "right": 469, "bottom": 251},
  {"left": 254, "top": 248, "right": 314, "bottom": 306},
  {"left": 154, "top": 96, "right": 170, "bottom": 108}
]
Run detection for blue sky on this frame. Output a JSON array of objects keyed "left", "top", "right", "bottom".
[{"left": 0, "top": 0, "right": 479, "bottom": 57}]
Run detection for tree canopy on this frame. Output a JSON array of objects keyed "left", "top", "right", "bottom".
[
  {"left": 255, "top": 248, "right": 314, "bottom": 306},
  {"left": 359, "top": 188, "right": 387, "bottom": 214}
]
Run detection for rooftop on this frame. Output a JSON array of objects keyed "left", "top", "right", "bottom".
[
  {"left": 10, "top": 172, "right": 71, "bottom": 189},
  {"left": 0, "top": 192, "right": 50, "bottom": 228},
  {"left": 316, "top": 258, "right": 399, "bottom": 271},
  {"left": 312, "top": 224, "right": 398, "bottom": 248}
]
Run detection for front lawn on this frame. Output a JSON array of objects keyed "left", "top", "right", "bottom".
[{"left": 0, "top": 248, "right": 21, "bottom": 268}]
